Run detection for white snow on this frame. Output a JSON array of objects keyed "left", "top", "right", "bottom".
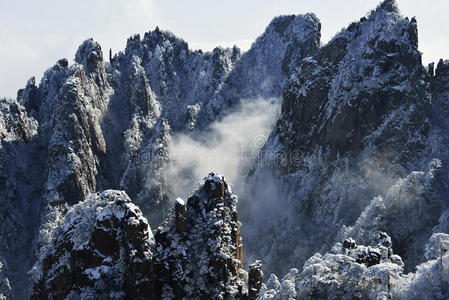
[{"left": 176, "top": 197, "right": 185, "bottom": 206}]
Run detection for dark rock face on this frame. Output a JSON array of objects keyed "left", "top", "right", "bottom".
[
  {"left": 30, "top": 190, "right": 154, "bottom": 300},
  {"left": 30, "top": 176, "right": 261, "bottom": 299},
  {"left": 45, "top": 65, "right": 106, "bottom": 206},
  {"left": 272, "top": 0, "right": 428, "bottom": 168},
  {"left": 174, "top": 198, "right": 187, "bottom": 233},
  {"left": 152, "top": 173, "right": 247, "bottom": 299},
  {"left": 430, "top": 59, "right": 449, "bottom": 121},
  {"left": 248, "top": 260, "right": 263, "bottom": 299}
]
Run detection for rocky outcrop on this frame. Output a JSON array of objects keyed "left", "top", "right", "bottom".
[
  {"left": 31, "top": 175, "right": 262, "bottom": 299},
  {"left": 152, "top": 173, "right": 247, "bottom": 299},
  {"left": 431, "top": 59, "right": 449, "bottom": 94},
  {"left": 248, "top": 260, "right": 263, "bottom": 299},
  {"left": 258, "top": 232, "right": 403, "bottom": 299},
  {"left": 34, "top": 43, "right": 112, "bottom": 269},
  {"left": 30, "top": 190, "right": 154, "bottom": 299},
  {"left": 258, "top": 232, "right": 449, "bottom": 300},
  {"left": 429, "top": 59, "right": 449, "bottom": 177},
  {"left": 75, "top": 39, "right": 108, "bottom": 90},
  {"left": 0, "top": 98, "right": 36, "bottom": 143},
  {"left": 270, "top": 0, "right": 428, "bottom": 168}
]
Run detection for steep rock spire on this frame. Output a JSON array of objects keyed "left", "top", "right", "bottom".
[{"left": 152, "top": 173, "right": 247, "bottom": 299}]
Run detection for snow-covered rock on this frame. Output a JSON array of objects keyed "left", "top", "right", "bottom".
[
  {"left": 259, "top": 232, "right": 449, "bottom": 300},
  {"left": 0, "top": 260, "right": 11, "bottom": 300},
  {"left": 258, "top": 232, "right": 400, "bottom": 299},
  {"left": 30, "top": 176, "right": 263, "bottom": 299},
  {"left": 30, "top": 190, "right": 154, "bottom": 299},
  {"left": 152, "top": 173, "right": 247, "bottom": 299}
]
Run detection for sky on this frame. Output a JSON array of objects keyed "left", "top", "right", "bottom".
[{"left": 1, "top": 0, "right": 448, "bottom": 98}]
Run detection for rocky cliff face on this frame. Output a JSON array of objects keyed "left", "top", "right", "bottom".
[
  {"left": 263, "top": 0, "right": 428, "bottom": 169},
  {"left": 30, "top": 175, "right": 260, "bottom": 299},
  {"left": 153, "top": 173, "right": 246, "bottom": 299},
  {"left": 276, "top": 2, "right": 427, "bottom": 164},
  {"left": 245, "top": 0, "right": 445, "bottom": 277}
]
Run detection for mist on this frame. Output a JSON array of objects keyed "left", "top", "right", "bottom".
[{"left": 166, "top": 98, "right": 281, "bottom": 201}]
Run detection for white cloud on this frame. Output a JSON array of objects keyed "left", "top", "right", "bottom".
[{"left": 167, "top": 98, "right": 280, "bottom": 200}]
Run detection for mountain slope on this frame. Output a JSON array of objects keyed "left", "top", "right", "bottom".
[
  {"left": 245, "top": 0, "right": 444, "bottom": 276},
  {"left": 0, "top": 14, "right": 321, "bottom": 299}
]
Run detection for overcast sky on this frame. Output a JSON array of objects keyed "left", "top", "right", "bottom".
[{"left": 1, "top": 0, "right": 448, "bottom": 98}]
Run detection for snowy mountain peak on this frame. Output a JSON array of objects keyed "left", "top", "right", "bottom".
[
  {"left": 268, "top": 0, "right": 426, "bottom": 166},
  {"left": 75, "top": 38, "right": 104, "bottom": 73},
  {"left": 265, "top": 13, "right": 320, "bottom": 38},
  {"left": 376, "top": 0, "right": 399, "bottom": 14}
]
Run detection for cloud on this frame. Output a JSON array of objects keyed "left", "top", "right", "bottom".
[{"left": 166, "top": 98, "right": 281, "bottom": 200}]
